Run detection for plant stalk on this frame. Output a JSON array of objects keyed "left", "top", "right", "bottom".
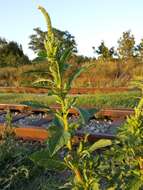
[
  {"left": 73, "top": 166, "right": 84, "bottom": 186},
  {"left": 63, "top": 112, "right": 72, "bottom": 150}
]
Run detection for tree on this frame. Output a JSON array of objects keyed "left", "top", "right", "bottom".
[
  {"left": 93, "top": 41, "right": 115, "bottom": 60},
  {"left": 29, "top": 27, "right": 77, "bottom": 56},
  {"left": 68, "top": 54, "right": 91, "bottom": 66},
  {"left": 117, "top": 30, "right": 135, "bottom": 60},
  {"left": 135, "top": 39, "right": 143, "bottom": 63},
  {"left": 0, "top": 37, "right": 7, "bottom": 48},
  {"left": 0, "top": 39, "right": 30, "bottom": 67}
]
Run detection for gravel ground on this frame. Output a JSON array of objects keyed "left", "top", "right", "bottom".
[
  {"left": 13, "top": 113, "right": 51, "bottom": 128},
  {"left": 0, "top": 112, "right": 124, "bottom": 135},
  {"left": 69, "top": 115, "right": 123, "bottom": 135},
  {"left": 81, "top": 119, "right": 113, "bottom": 133}
]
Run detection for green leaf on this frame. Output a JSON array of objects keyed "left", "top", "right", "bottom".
[
  {"left": 91, "top": 181, "right": 100, "bottom": 190},
  {"left": 48, "top": 127, "right": 71, "bottom": 156},
  {"left": 66, "top": 67, "right": 85, "bottom": 90},
  {"left": 33, "top": 78, "right": 54, "bottom": 85},
  {"left": 21, "top": 101, "right": 50, "bottom": 110},
  {"left": 87, "top": 108, "right": 99, "bottom": 116},
  {"left": 59, "top": 48, "right": 72, "bottom": 73},
  {"left": 49, "top": 116, "right": 64, "bottom": 129},
  {"left": 88, "top": 139, "right": 112, "bottom": 153},
  {"left": 75, "top": 107, "right": 98, "bottom": 124},
  {"left": 66, "top": 62, "right": 95, "bottom": 91},
  {"left": 126, "top": 175, "right": 143, "bottom": 190},
  {"left": 78, "top": 107, "right": 91, "bottom": 124},
  {"left": 37, "top": 50, "right": 47, "bottom": 58},
  {"left": 30, "top": 149, "right": 66, "bottom": 170}
]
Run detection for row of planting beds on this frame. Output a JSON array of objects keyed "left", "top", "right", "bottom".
[
  {"left": 0, "top": 87, "right": 135, "bottom": 94},
  {"left": 0, "top": 103, "right": 134, "bottom": 142}
]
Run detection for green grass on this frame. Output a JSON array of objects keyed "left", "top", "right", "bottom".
[
  {"left": 0, "top": 91, "right": 141, "bottom": 109},
  {"left": 76, "top": 91, "right": 141, "bottom": 108}
]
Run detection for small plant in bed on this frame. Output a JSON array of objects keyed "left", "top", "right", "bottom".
[
  {"left": 96, "top": 97, "right": 143, "bottom": 190},
  {"left": 0, "top": 111, "right": 67, "bottom": 190}
]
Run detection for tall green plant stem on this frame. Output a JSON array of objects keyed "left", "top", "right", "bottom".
[
  {"left": 38, "top": 5, "right": 73, "bottom": 151},
  {"left": 65, "top": 156, "right": 84, "bottom": 186},
  {"left": 60, "top": 97, "right": 85, "bottom": 183},
  {"left": 61, "top": 98, "right": 72, "bottom": 150},
  {"left": 73, "top": 166, "right": 84, "bottom": 185},
  {"left": 38, "top": 5, "right": 84, "bottom": 187}
]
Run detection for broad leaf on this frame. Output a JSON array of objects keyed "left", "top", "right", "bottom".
[
  {"left": 30, "top": 149, "right": 66, "bottom": 170},
  {"left": 66, "top": 62, "right": 95, "bottom": 91},
  {"left": 75, "top": 107, "right": 98, "bottom": 124},
  {"left": 66, "top": 67, "right": 85, "bottom": 90},
  {"left": 47, "top": 114, "right": 65, "bottom": 129},
  {"left": 88, "top": 139, "right": 112, "bottom": 153},
  {"left": 48, "top": 127, "right": 71, "bottom": 156}
]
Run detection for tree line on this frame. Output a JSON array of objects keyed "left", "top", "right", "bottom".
[
  {"left": 1, "top": 28, "right": 143, "bottom": 66},
  {"left": 93, "top": 30, "right": 143, "bottom": 63},
  {"left": 0, "top": 28, "right": 143, "bottom": 87},
  {"left": 0, "top": 38, "right": 30, "bottom": 67}
]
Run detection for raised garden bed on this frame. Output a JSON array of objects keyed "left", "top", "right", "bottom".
[
  {"left": 0, "top": 104, "right": 129, "bottom": 142},
  {"left": 97, "top": 108, "right": 134, "bottom": 120},
  {"left": 0, "top": 103, "right": 30, "bottom": 112},
  {"left": 0, "top": 87, "right": 133, "bottom": 94}
]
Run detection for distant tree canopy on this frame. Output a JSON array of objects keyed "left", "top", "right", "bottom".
[
  {"left": 0, "top": 38, "right": 30, "bottom": 67},
  {"left": 0, "top": 38, "right": 7, "bottom": 47},
  {"left": 0, "top": 30, "right": 143, "bottom": 87},
  {"left": 117, "top": 30, "right": 135, "bottom": 60},
  {"left": 93, "top": 31, "right": 141, "bottom": 63},
  {"left": 29, "top": 27, "right": 77, "bottom": 57},
  {"left": 135, "top": 38, "right": 143, "bottom": 63},
  {"left": 93, "top": 41, "right": 116, "bottom": 60}
]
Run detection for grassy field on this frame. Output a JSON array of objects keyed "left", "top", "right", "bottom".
[{"left": 0, "top": 91, "right": 141, "bottom": 109}]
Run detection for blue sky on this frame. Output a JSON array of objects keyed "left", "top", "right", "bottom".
[{"left": 0, "top": 0, "right": 143, "bottom": 59}]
